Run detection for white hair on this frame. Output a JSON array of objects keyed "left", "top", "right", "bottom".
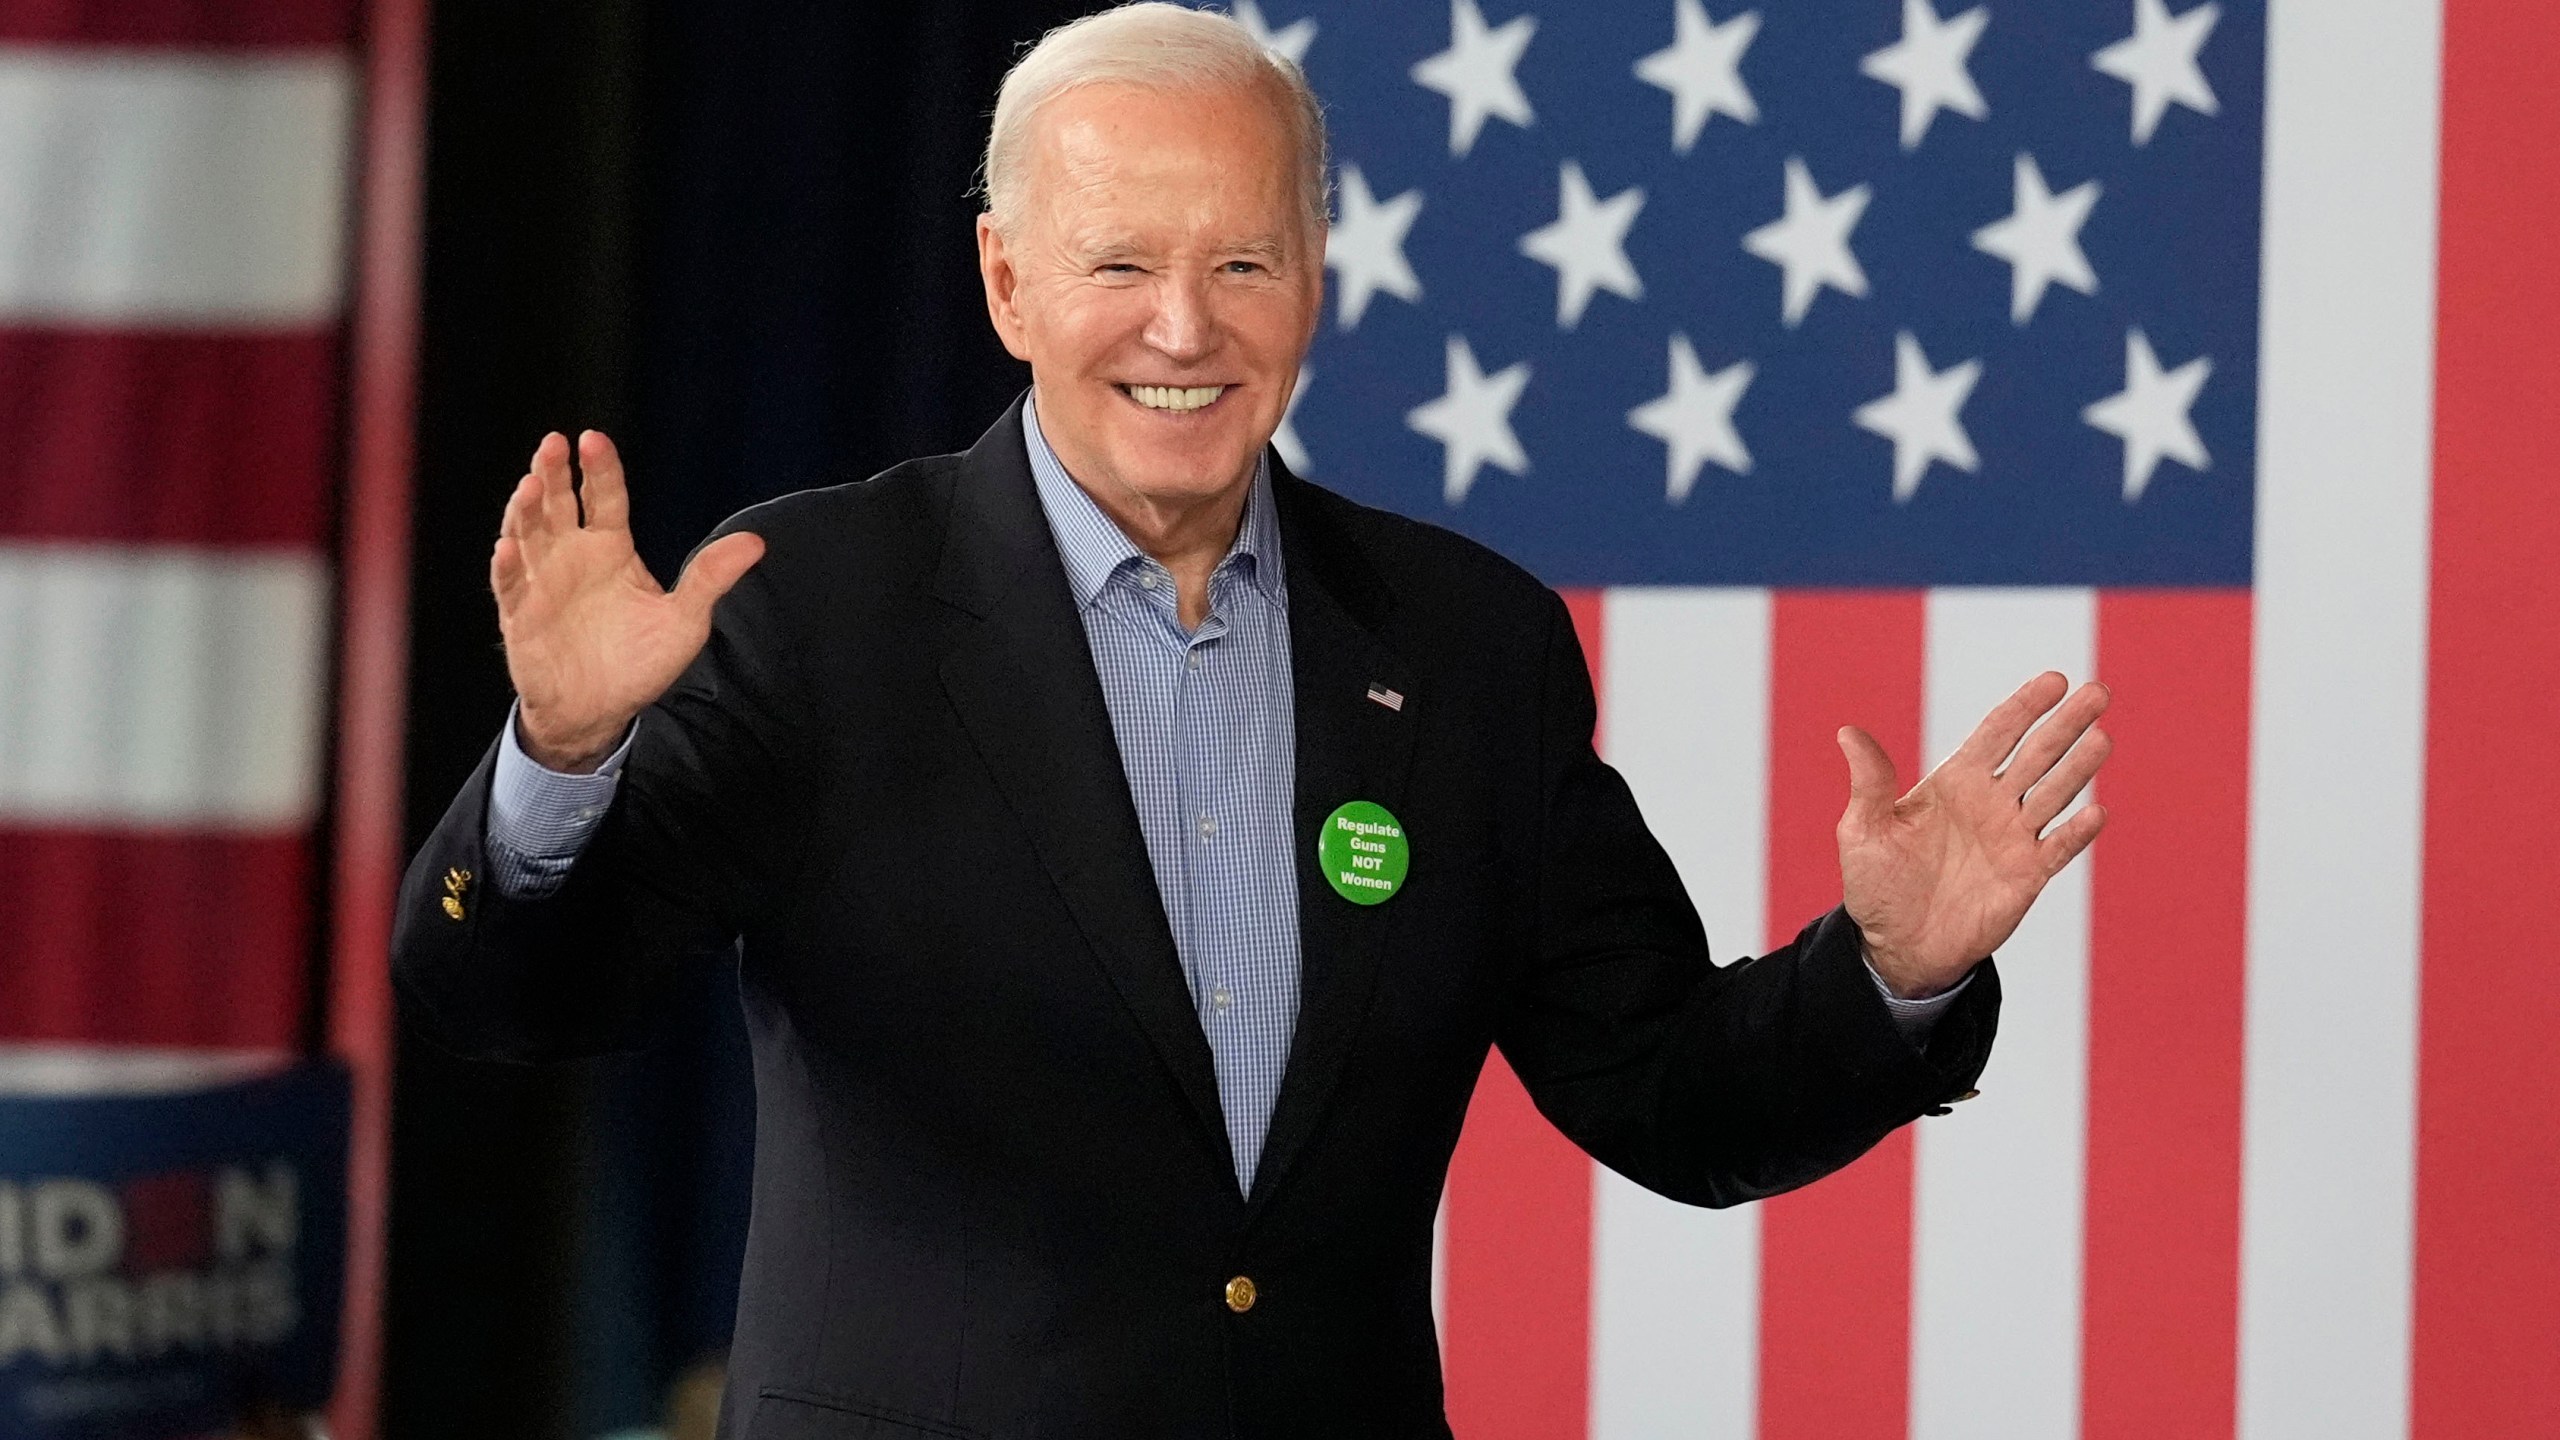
[{"left": 982, "top": 3, "right": 1330, "bottom": 236}]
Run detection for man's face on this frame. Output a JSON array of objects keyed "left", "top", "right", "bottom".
[{"left": 978, "top": 81, "right": 1323, "bottom": 519}]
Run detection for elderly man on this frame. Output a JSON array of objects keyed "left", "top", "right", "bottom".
[{"left": 395, "top": 5, "right": 2111, "bottom": 1437}]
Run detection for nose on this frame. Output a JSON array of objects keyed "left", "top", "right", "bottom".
[{"left": 1142, "top": 271, "right": 1217, "bottom": 363}]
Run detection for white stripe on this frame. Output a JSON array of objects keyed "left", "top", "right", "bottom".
[
  {"left": 1909, "top": 589, "right": 2096, "bottom": 1440},
  {"left": 0, "top": 544, "right": 329, "bottom": 828},
  {"left": 1589, "top": 588, "right": 1769, "bottom": 1440},
  {"left": 0, "top": 48, "right": 352, "bottom": 326},
  {"left": 2241, "top": 0, "right": 2439, "bottom": 1433}
]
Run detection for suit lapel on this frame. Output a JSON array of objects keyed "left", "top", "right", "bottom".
[
  {"left": 933, "top": 401, "right": 1230, "bottom": 1164},
  {"left": 1250, "top": 468, "right": 1418, "bottom": 1208}
]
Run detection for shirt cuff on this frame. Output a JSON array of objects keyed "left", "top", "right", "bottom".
[
  {"left": 484, "top": 703, "right": 636, "bottom": 898},
  {"left": 1865, "top": 959, "right": 1973, "bottom": 1045}
]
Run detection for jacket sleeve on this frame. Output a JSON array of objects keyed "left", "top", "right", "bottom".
[
  {"left": 391, "top": 524, "right": 816, "bottom": 1063},
  {"left": 1494, "top": 589, "right": 1999, "bottom": 1208}
]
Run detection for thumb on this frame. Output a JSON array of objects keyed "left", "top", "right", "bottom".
[
  {"left": 1836, "top": 725, "right": 1899, "bottom": 833},
  {"left": 673, "top": 531, "right": 766, "bottom": 617}
]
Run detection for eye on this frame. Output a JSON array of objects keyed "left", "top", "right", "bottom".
[
  {"left": 1223, "top": 260, "right": 1266, "bottom": 276},
  {"left": 1097, "top": 263, "right": 1143, "bottom": 277}
]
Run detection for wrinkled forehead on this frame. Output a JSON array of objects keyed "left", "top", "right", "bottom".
[{"left": 1017, "top": 80, "right": 1309, "bottom": 243}]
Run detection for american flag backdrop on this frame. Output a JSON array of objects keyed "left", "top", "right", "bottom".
[
  {"left": 0, "top": 2, "right": 354, "bottom": 1051},
  {"left": 0, "top": 1, "right": 421, "bottom": 1433},
  {"left": 1240, "top": 0, "right": 2560, "bottom": 1437}
]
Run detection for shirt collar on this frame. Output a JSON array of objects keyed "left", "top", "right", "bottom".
[{"left": 1022, "top": 392, "right": 1285, "bottom": 612}]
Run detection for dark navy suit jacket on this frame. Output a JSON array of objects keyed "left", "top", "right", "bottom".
[{"left": 393, "top": 400, "right": 1998, "bottom": 1439}]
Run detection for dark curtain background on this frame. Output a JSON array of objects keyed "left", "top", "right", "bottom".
[{"left": 389, "top": 3, "right": 1089, "bottom": 1435}]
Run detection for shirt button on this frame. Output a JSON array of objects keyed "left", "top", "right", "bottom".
[
  {"left": 1197, "top": 814, "right": 1217, "bottom": 841},
  {"left": 1187, "top": 650, "right": 1203, "bottom": 670},
  {"left": 1225, "top": 1275, "right": 1258, "bottom": 1313},
  {"left": 1211, "top": 984, "right": 1232, "bottom": 1013},
  {"left": 1138, "top": 571, "right": 1161, "bottom": 590}
]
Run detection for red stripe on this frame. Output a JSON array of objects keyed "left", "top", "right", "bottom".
[
  {"left": 1755, "top": 592, "right": 1922, "bottom": 1440},
  {"left": 0, "top": 329, "right": 339, "bottom": 547},
  {"left": 2414, "top": 0, "right": 2560, "bottom": 1432},
  {"left": 0, "top": 0, "right": 352, "bottom": 47},
  {"left": 1560, "top": 588, "right": 1606, "bottom": 723},
  {"left": 1440, "top": 588, "right": 1603, "bottom": 1440},
  {"left": 0, "top": 827, "right": 308, "bottom": 1049},
  {"left": 2081, "top": 590, "right": 2248, "bottom": 1440}
]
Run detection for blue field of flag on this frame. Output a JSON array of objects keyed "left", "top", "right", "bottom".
[{"left": 1274, "top": 0, "right": 2264, "bottom": 587}]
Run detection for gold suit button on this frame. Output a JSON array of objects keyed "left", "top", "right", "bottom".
[{"left": 1224, "top": 1275, "right": 1258, "bottom": 1314}]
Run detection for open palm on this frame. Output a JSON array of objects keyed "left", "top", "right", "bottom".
[
  {"left": 1837, "top": 673, "right": 2112, "bottom": 998},
  {"left": 492, "top": 431, "right": 764, "bottom": 770}
]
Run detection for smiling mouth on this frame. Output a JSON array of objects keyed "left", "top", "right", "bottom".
[{"left": 1119, "top": 384, "right": 1229, "bottom": 414}]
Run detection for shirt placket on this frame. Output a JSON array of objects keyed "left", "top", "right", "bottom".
[{"left": 1174, "top": 571, "right": 1236, "bottom": 1039}]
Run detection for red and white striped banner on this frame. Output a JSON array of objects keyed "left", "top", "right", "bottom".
[
  {"left": 0, "top": 1, "right": 356, "bottom": 1052},
  {"left": 1429, "top": 1, "right": 2560, "bottom": 1435},
  {"left": 0, "top": 3, "right": 424, "bottom": 1432}
]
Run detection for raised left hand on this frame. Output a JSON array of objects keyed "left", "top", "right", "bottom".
[{"left": 1836, "top": 672, "right": 2112, "bottom": 999}]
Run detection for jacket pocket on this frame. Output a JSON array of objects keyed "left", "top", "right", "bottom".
[{"left": 749, "top": 1387, "right": 986, "bottom": 1440}]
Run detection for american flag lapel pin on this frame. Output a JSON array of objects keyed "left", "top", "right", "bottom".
[{"left": 1365, "top": 682, "right": 1405, "bottom": 712}]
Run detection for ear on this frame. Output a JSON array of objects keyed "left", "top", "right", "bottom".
[{"left": 976, "top": 213, "right": 1034, "bottom": 363}]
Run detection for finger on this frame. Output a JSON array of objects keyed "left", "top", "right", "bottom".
[
  {"left": 2038, "top": 802, "right": 2109, "bottom": 877},
  {"left": 2023, "top": 726, "right": 2111, "bottom": 830},
  {"left": 578, "top": 430, "right": 631, "bottom": 532},
  {"left": 499, "top": 471, "right": 549, "bottom": 552},
  {"left": 673, "top": 531, "right": 766, "bottom": 618},
  {"left": 532, "top": 431, "right": 580, "bottom": 532},
  {"left": 498, "top": 474, "right": 527, "bottom": 538},
  {"left": 1955, "top": 671, "right": 2070, "bottom": 771},
  {"left": 491, "top": 535, "right": 528, "bottom": 608},
  {"left": 1835, "top": 725, "right": 1899, "bottom": 833},
  {"left": 2001, "top": 680, "right": 2113, "bottom": 797}
]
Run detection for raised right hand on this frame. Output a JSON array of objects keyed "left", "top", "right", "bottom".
[{"left": 491, "top": 430, "right": 765, "bottom": 771}]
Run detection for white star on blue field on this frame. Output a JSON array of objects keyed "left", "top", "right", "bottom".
[{"left": 1267, "top": 0, "right": 2262, "bottom": 588}]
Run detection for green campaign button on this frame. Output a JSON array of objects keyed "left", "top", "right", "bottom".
[{"left": 1319, "top": 800, "right": 1409, "bottom": 906}]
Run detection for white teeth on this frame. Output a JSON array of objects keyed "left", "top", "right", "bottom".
[{"left": 1128, "top": 384, "right": 1225, "bottom": 412}]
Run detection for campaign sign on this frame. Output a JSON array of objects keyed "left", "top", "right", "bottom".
[{"left": 0, "top": 1055, "right": 349, "bottom": 1439}]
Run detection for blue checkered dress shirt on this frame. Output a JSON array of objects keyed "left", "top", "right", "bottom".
[{"left": 484, "top": 399, "right": 1956, "bottom": 1194}]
